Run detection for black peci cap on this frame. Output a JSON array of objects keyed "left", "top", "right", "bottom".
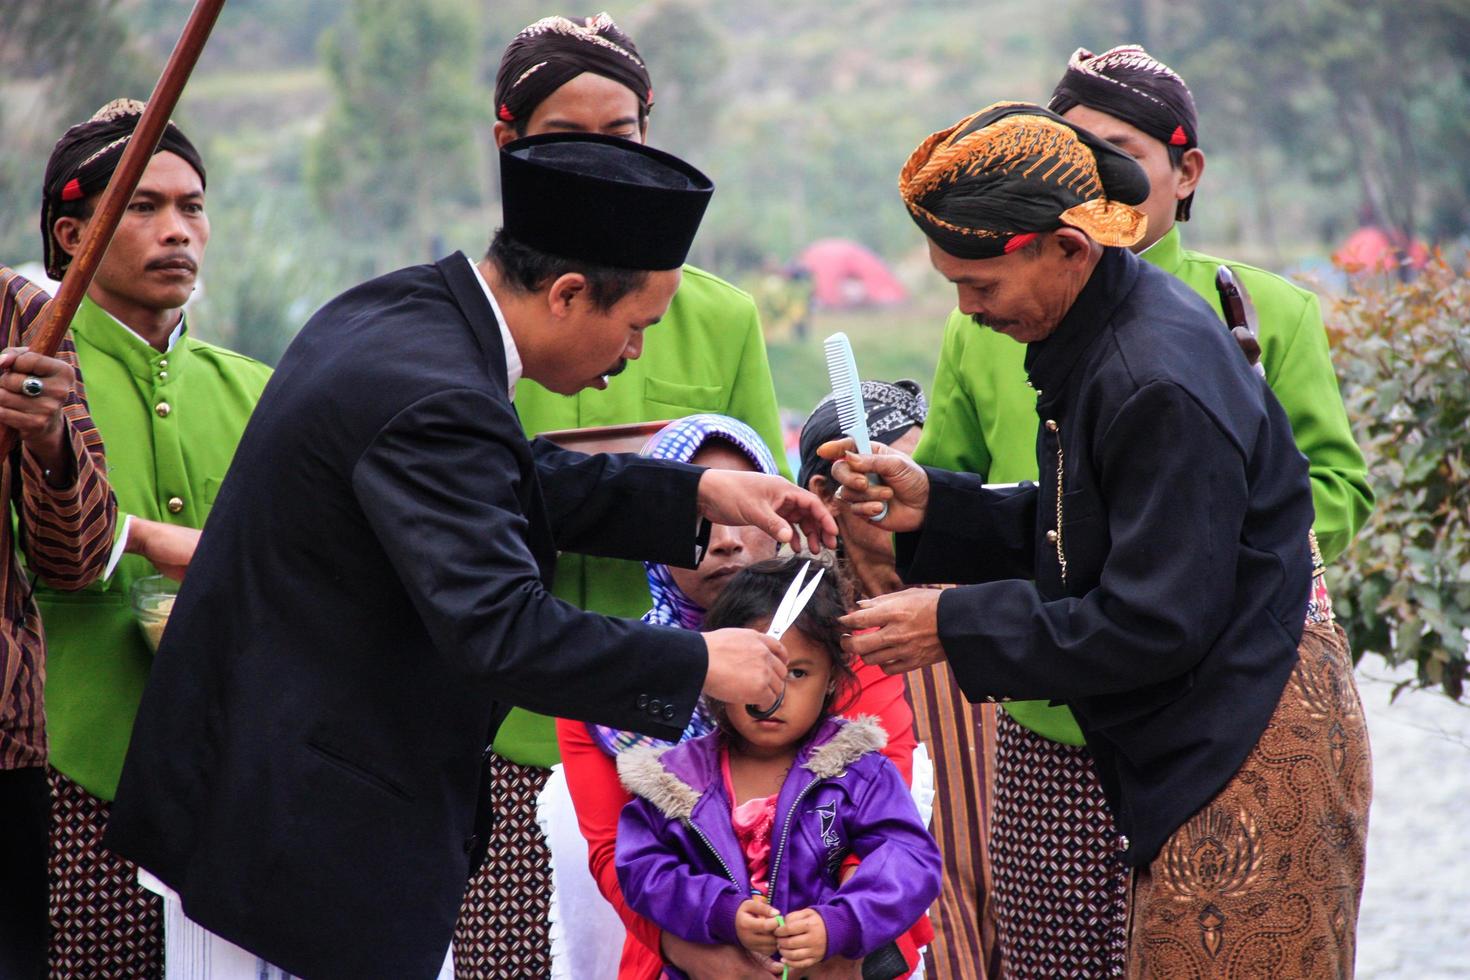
[{"left": 499, "top": 132, "right": 714, "bottom": 270}]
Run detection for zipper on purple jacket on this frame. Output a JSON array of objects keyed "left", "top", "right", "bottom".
[
  {"left": 685, "top": 818, "right": 741, "bottom": 890},
  {"left": 766, "top": 776, "right": 821, "bottom": 912}
]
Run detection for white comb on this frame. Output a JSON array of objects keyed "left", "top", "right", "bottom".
[{"left": 823, "top": 332, "right": 887, "bottom": 522}]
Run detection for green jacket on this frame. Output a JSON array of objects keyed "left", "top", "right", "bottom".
[
  {"left": 914, "top": 227, "right": 1371, "bottom": 745},
  {"left": 495, "top": 265, "right": 789, "bottom": 767},
  {"left": 38, "top": 298, "right": 272, "bottom": 799}
]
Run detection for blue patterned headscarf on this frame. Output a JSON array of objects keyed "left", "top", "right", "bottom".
[{"left": 589, "top": 414, "right": 782, "bottom": 757}]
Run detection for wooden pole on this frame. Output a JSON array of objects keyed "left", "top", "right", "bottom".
[{"left": 0, "top": 0, "right": 227, "bottom": 455}]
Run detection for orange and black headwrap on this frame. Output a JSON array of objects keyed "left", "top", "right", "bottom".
[
  {"left": 494, "top": 13, "right": 652, "bottom": 132},
  {"left": 1048, "top": 45, "right": 1199, "bottom": 219},
  {"left": 41, "top": 98, "right": 206, "bottom": 280},
  {"left": 898, "top": 101, "right": 1149, "bottom": 259}
]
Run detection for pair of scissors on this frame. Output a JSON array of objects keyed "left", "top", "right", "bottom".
[{"left": 745, "top": 562, "right": 826, "bottom": 720}]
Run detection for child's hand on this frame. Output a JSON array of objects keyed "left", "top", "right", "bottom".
[
  {"left": 735, "top": 897, "right": 781, "bottom": 955},
  {"left": 775, "top": 907, "right": 828, "bottom": 970}
]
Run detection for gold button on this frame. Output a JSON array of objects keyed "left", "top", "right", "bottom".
[
  {"left": 1025, "top": 379, "right": 1034, "bottom": 389},
  {"left": 155, "top": 402, "right": 171, "bottom": 418},
  {"left": 158, "top": 370, "right": 169, "bottom": 380},
  {"left": 1046, "top": 529, "right": 1059, "bottom": 543},
  {"left": 1044, "top": 419, "right": 1058, "bottom": 432},
  {"left": 167, "top": 496, "right": 184, "bottom": 514}
]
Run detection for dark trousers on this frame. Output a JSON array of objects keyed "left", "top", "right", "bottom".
[{"left": 0, "top": 766, "right": 48, "bottom": 980}]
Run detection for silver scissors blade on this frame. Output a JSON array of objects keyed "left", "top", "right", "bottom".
[
  {"left": 769, "top": 565, "right": 825, "bottom": 641},
  {"left": 747, "top": 564, "right": 826, "bottom": 720}
]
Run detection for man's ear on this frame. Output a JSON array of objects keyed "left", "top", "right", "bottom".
[
  {"left": 1054, "top": 226, "right": 1093, "bottom": 261},
  {"left": 493, "top": 121, "right": 520, "bottom": 149},
  {"left": 1177, "top": 147, "right": 1206, "bottom": 200},
  {"left": 52, "top": 216, "right": 88, "bottom": 259},
  {"left": 546, "top": 272, "right": 589, "bottom": 318}
]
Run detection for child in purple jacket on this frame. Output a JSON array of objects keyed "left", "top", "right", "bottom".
[{"left": 615, "top": 557, "right": 942, "bottom": 978}]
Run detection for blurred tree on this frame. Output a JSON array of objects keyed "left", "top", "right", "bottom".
[
  {"left": 629, "top": 0, "right": 729, "bottom": 160},
  {"left": 1150, "top": 0, "right": 1470, "bottom": 246},
  {"left": 306, "top": 0, "right": 483, "bottom": 272},
  {"left": 0, "top": 0, "right": 158, "bottom": 263}
]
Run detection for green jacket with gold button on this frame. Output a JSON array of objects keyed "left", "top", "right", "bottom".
[
  {"left": 37, "top": 296, "right": 272, "bottom": 800},
  {"left": 495, "top": 265, "right": 788, "bottom": 767},
  {"left": 915, "top": 226, "right": 1372, "bottom": 745}
]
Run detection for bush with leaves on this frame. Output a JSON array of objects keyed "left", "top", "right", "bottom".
[{"left": 1325, "top": 255, "right": 1470, "bottom": 700}]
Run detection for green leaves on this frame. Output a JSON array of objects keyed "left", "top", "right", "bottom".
[{"left": 1327, "top": 255, "right": 1470, "bottom": 702}]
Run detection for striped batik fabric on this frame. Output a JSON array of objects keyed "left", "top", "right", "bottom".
[
  {"left": 904, "top": 661, "right": 1002, "bottom": 980},
  {"left": 0, "top": 266, "right": 117, "bottom": 770}
]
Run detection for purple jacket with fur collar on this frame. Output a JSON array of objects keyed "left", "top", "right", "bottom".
[{"left": 615, "top": 715, "right": 941, "bottom": 967}]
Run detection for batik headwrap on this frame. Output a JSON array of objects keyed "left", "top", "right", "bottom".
[
  {"left": 797, "top": 380, "right": 928, "bottom": 489},
  {"left": 588, "top": 413, "right": 781, "bottom": 757},
  {"left": 41, "top": 98, "right": 207, "bottom": 280},
  {"left": 898, "top": 101, "right": 1150, "bottom": 259},
  {"left": 1048, "top": 45, "right": 1200, "bottom": 219},
  {"left": 494, "top": 13, "right": 652, "bottom": 128}
]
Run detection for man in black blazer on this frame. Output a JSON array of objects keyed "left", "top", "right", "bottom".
[{"left": 105, "top": 134, "right": 835, "bottom": 979}]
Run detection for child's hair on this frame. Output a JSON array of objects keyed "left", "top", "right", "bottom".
[{"left": 701, "top": 553, "right": 860, "bottom": 737}]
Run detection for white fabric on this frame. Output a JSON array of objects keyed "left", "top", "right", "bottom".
[
  {"left": 139, "top": 870, "right": 454, "bottom": 980},
  {"left": 466, "top": 253, "right": 523, "bottom": 396},
  {"left": 909, "top": 740, "right": 936, "bottom": 829},
  {"left": 539, "top": 764, "right": 624, "bottom": 980}
]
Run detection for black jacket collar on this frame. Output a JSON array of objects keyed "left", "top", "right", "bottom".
[
  {"left": 1024, "top": 246, "right": 1140, "bottom": 408},
  {"left": 436, "top": 251, "right": 510, "bottom": 400}
]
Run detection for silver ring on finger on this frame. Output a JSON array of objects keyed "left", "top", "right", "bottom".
[
  {"left": 834, "top": 485, "right": 845, "bottom": 501},
  {"left": 21, "top": 376, "right": 44, "bottom": 398}
]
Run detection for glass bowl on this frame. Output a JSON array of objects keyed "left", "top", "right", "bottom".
[{"left": 130, "top": 574, "right": 180, "bottom": 653}]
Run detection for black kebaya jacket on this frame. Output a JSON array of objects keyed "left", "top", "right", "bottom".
[
  {"left": 106, "top": 253, "right": 712, "bottom": 979},
  {"left": 897, "top": 246, "right": 1315, "bottom": 866}
]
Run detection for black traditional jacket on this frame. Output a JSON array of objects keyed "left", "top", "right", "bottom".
[
  {"left": 107, "top": 254, "right": 711, "bottom": 979},
  {"left": 896, "top": 246, "right": 1314, "bottom": 866}
]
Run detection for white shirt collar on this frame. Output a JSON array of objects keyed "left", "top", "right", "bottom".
[
  {"left": 96, "top": 303, "right": 184, "bottom": 352},
  {"left": 466, "top": 254, "right": 522, "bottom": 398}
]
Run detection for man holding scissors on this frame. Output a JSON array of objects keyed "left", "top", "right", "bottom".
[{"left": 106, "top": 133, "right": 835, "bottom": 979}]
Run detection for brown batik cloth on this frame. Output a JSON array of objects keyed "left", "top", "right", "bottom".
[
  {"left": 1128, "top": 617, "right": 1372, "bottom": 978},
  {"left": 47, "top": 767, "right": 164, "bottom": 979},
  {"left": 453, "top": 754, "right": 553, "bottom": 978},
  {"left": 990, "top": 711, "right": 1130, "bottom": 979},
  {"left": 906, "top": 661, "right": 1002, "bottom": 980}
]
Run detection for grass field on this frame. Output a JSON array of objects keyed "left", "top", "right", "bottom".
[{"left": 764, "top": 296, "right": 957, "bottom": 416}]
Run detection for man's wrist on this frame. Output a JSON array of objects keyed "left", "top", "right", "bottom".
[{"left": 27, "top": 422, "right": 76, "bottom": 488}]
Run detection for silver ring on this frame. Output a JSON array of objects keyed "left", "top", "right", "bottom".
[{"left": 20, "top": 376, "right": 44, "bottom": 398}]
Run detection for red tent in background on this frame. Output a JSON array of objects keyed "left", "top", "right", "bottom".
[
  {"left": 1334, "top": 225, "right": 1430, "bottom": 275},
  {"left": 796, "top": 238, "right": 908, "bottom": 309}
]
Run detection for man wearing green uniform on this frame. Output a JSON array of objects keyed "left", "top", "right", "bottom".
[
  {"left": 37, "top": 100, "right": 272, "bottom": 977},
  {"left": 457, "top": 15, "right": 788, "bottom": 974},
  {"left": 913, "top": 48, "right": 1371, "bottom": 976},
  {"left": 491, "top": 15, "right": 788, "bottom": 773}
]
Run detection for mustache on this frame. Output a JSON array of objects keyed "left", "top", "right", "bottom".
[
  {"left": 146, "top": 253, "right": 197, "bottom": 273},
  {"left": 971, "top": 314, "right": 1016, "bottom": 331}
]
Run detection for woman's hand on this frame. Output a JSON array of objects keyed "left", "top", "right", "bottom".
[{"left": 662, "top": 930, "right": 783, "bottom": 978}]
